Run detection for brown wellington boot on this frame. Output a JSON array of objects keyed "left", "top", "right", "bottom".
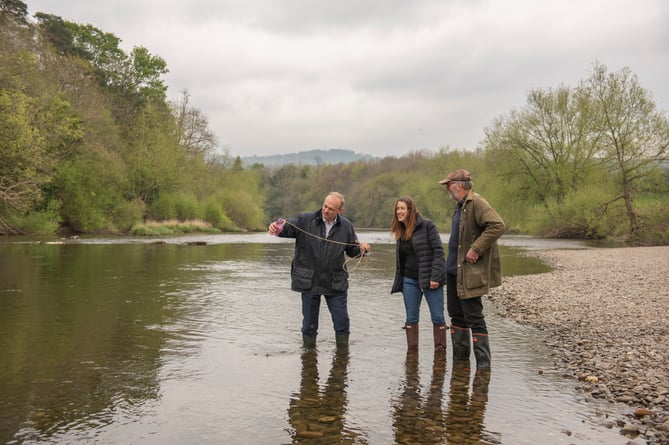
[
  {"left": 404, "top": 322, "right": 419, "bottom": 353},
  {"left": 433, "top": 323, "right": 447, "bottom": 360}
]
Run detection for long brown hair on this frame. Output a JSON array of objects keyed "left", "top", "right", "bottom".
[{"left": 390, "top": 196, "right": 420, "bottom": 240}]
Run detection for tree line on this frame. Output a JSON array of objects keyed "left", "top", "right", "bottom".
[{"left": 1, "top": 1, "right": 668, "bottom": 244}]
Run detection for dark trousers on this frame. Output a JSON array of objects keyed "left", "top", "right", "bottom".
[
  {"left": 446, "top": 273, "right": 487, "bottom": 334},
  {"left": 301, "top": 292, "right": 350, "bottom": 337}
]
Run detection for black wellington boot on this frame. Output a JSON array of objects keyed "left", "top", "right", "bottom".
[
  {"left": 472, "top": 333, "right": 491, "bottom": 370},
  {"left": 450, "top": 325, "right": 471, "bottom": 361}
]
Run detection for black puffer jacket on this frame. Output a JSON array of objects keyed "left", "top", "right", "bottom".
[
  {"left": 391, "top": 216, "right": 447, "bottom": 293},
  {"left": 279, "top": 209, "right": 363, "bottom": 294}
]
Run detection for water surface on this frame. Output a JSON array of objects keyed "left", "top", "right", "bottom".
[{"left": 0, "top": 233, "right": 627, "bottom": 444}]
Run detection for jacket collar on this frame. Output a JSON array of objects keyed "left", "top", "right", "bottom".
[
  {"left": 462, "top": 189, "right": 475, "bottom": 204},
  {"left": 317, "top": 209, "right": 338, "bottom": 225}
]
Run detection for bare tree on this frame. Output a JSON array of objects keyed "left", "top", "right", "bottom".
[{"left": 170, "top": 90, "right": 218, "bottom": 158}]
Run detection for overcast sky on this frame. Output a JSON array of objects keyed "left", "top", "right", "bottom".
[{"left": 27, "top": 0, "right": 669, "bottom": 158}]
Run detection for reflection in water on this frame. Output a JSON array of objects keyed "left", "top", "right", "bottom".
[
  {"left": 0, "top": 244, "right": 178, "bottom": 444},
  {"left": 445, "top": 363, "right": 500, "bottom": 445},
  {"left": 393, "top": 355, "right": 447, "bottom": 444},
  {"left": 0, "top": 242, "right": 240, "bottom": 444},
  {"left": 0, "top": 235, "right": 629, "bottom": 444},
  {"left": 287, "top": 347, "right": 366, "bottom": 444},
  {"left": 393, "top": 357, "right": 501, "bottom": 445}
]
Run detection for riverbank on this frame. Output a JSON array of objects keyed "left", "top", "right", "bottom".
[{"left": 488, "top": 246, "right": 669, "bottom": 445}]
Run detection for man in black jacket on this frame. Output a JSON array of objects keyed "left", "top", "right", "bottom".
[{"left": 268, "top": 192, "right": 371, "bottom": 348}]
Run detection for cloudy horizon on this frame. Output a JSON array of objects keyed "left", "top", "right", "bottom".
[{"left": 26, "top": 0, "right": 669, "bottom": 158}]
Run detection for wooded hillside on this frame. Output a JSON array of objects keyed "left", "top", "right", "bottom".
[{"left": 1, "top": 1, "right": 667, "bottom": 244}]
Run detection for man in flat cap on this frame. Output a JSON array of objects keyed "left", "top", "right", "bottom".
[{"left": 439, "top": 169, "right": 505, "bottom": 370}]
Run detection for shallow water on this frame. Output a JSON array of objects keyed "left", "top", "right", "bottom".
[{"left": 0, "top": 233, "right": 628, "bottom": 444}]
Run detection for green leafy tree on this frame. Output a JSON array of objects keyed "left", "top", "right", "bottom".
[
  {"left": 484, "top": 85, "right": 599, "bottom": 207},
  {"left": 35, "top": 14, "right": 168, "bottom": 115},
  {"left": 482, "top": 85, "right": 608, "bottom": 237},
  {"left": 217, "top": 167, "right": 265, "bottom": 230},
  {"left": 54, "top": 153, "right": 129, "bottom": 233},
  {"left": 116, "top": 46, "right": 168, "bottom": 103},
  {"left": 0, "top": 0, "right": 28, "bottom": 25},
  {"left": 34, "top": 13, "right": 90, "bottom": 59},
  {"left": 262, "top": 164, "right": 314, "bottom": 220},
  {"left": 203, "top": 196, "right": 234, "bottom": 230},
  {"left": 408, "top": 149, "right": 491, "bottom": 228},
  {"left": 0, "top": 90, "right": 44, "bottom": 233},
  {"left": 218, "top": 189, "right": 264, "bottom": 230},
  {"left": 351, "top": 172, "right": 403, "bottom": 227},
  {"left": 580, "top": 63, "right": 669, "bottom": 236},
  {"left": 121, "top": 103, "right": 186, "bottom": 205},
  {"left": 147, "top": 191, "right": 201, "bottom": 221},
  {"left": 62, "top": 21, "right": 125, "bottom": 87},
  {"left": 0, "top": 44, "right": 82, "bottom": 234}
]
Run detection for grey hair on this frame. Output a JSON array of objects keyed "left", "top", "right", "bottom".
[{"left": 460, "top": 180, "right": 473, "bottom": 190}]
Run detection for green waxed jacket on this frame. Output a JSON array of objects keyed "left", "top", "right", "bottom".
[{"left": 455, "top": 190, "right": 505, "bottom": 298}]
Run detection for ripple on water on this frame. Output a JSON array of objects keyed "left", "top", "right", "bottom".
[{"left": 1, "top": 233, "right": 630, "bottom": 445}]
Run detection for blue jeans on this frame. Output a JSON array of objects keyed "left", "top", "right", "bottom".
[
  {"left": 402, "top": 277, "right": 445, "bottom": 324},
  {"left": 301, "top": 292, "right": 350, "bottom": 337}
]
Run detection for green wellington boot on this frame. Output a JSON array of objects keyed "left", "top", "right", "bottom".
[
  {"left": 335, "top": 335, "right": 349, "bottom": 351},
  {"left": 302, "top": 335, "right": 317, "bottom": 349}
]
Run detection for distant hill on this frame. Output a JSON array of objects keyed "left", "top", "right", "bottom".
[{"left": 240, "top": 149, "right": 378, "bottom": 167}]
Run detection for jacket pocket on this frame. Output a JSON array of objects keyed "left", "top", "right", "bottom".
[
  {"left": 292, "top": 266, "right": 314, "bottom": 290},
  {"left": 463, "top": 262, "right": 487, "bottom": 290},
  {"left": 331, "top": 270, "right": 349, "bottom": 292}
]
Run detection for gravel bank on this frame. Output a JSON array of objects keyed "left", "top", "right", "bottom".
[{"left": 488, "top": 246, "right": 669, "bottom": 445}]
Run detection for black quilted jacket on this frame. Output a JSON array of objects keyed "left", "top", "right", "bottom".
[{"left": 391, "top": 216, "right": 447, "bottom": 293}]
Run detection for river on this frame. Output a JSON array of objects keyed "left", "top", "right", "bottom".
[{"left": 0, "top": 231, "right": 627, "bottom": 444}]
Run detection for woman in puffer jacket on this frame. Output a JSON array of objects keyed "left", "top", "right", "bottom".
[{"left": 390, "top": 196, "right": 448, "bottom": 357}]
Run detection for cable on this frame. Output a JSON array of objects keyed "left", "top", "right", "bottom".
[{"left": 279, "top": 219, "right": 368, "bottom": 271}]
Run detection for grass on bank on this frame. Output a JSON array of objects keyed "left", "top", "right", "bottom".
[{"left": 131, "top": 219, "right": 221, "bottom": 236}]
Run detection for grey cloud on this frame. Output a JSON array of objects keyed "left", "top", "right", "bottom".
[{"left": 26, "top": 0, "right": 669, "bottom": 156}]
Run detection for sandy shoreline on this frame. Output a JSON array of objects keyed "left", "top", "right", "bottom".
[{"left": 488, "top": 246, "right": 669, "bottom": 444}]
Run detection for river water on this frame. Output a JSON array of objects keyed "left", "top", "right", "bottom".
[{"left": 0, "top": 231, "right": 628, "bottom": 444}]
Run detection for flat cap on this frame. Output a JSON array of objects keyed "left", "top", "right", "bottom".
[{"left": 438, "top": 169, "right": 472, "bottom": 185}]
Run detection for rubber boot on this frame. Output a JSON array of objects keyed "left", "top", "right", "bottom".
[
  {"left": 468, "top": 368, "right": 491, "bottom": 444},
  {"left": 302, "top": 335, "right": 317, "bottom": 349},
  {"left": 425, "top": 353, "right": 447, "bottom": 438},
  {"left": 472, "top": 333, "right": 491, "bottom": 370},
  {"left": 335, "top": 334, "right": 349, "bottom": 351},
  {"left": 404, "top": 322, "right": 419, "bottom": 353},
  {"left": 450, "top": 325, "right": 471, "bottom": 361},
  {"left": 433, "top": 323, "right": 447, "bottom": 359}
]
